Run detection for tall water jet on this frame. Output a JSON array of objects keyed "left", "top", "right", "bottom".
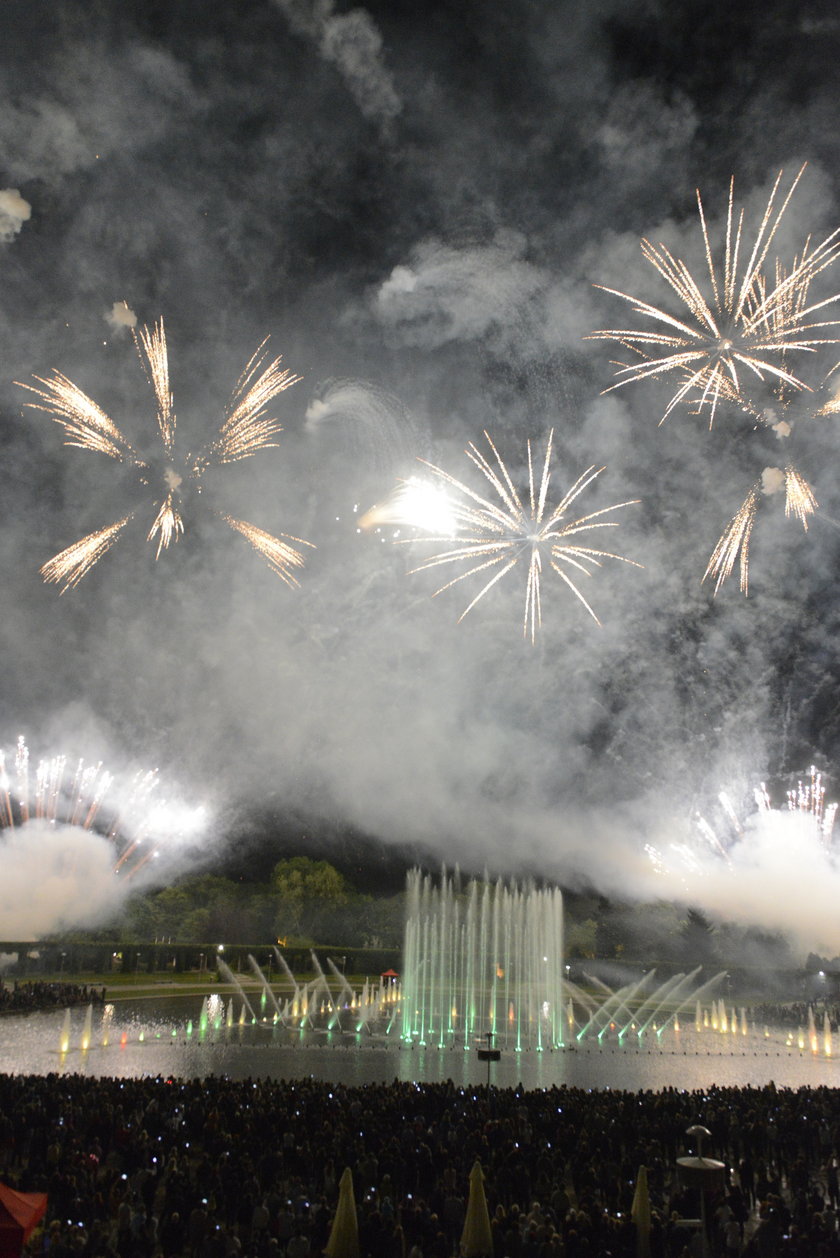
[
  {"left": 80, "top": 1004, "right": 93, "bottom": 1052},
  {"left": 272, "top": 946, "right": 302, "bottom": 1016},
  {"left": 401, "top": 869, "right": 564, "bottom": 1050},
  {"left": 217, "top": 957, "right": 258, "bottom": 1023},
  {"left": 247, "top": 954, "right": 285, "bottom": 1021},
  {"left": 59, "top": 1009, "right": 71, "bottom": 1054}
]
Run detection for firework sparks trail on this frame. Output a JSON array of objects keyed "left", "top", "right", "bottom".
[
  {"left": 0, "top": 737, "right": 207, "bottom": 878},
  {"left": 704, "top": 465, "right": 818, "bottom": 595},
  {"left": 404, "top": 430, "right": 641, "bottom": 643},
  {"left": 135, "top": 320, "right": 175, "bottom": 456},
  {"left": 199, "top": 340, "right": 299, "bottom": 467},
  {"left": 219, "top": 514, "right": 314, "bottom": 587},
  {"left": 589, "top": 166, "right": 840, "bottom": 424},
  {"left": 704, "top": 486, "right": 760, "bottom": 596},
  {"left": 22, "top": 373, "right": 143, "bottom": 463},
  {"left": 784, "top": 464, "right": 818, "bottom": 526},
  {"left": 19, "top": 319, "right": 311, "bottom": 591},
  {"left": 148, "top": 495, "right": 184, "bottom": 559},
  {"left": 40, "top": 515, "right": 136, "bottom": 593}
]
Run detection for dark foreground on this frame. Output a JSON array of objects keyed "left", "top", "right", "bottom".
[{"left": 2, "top": 1073, "right": 840, "bottom": 1258}]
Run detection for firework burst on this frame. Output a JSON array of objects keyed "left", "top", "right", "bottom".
[
  {"left": 403, "top": 430, "right": 641, "bottom": 643},
  {"left": 589, "top": 166, "right": 840, "bottom": 424},
  {"left": 0, "top": 736, "right": 206, "bottom": 878},
  {"left": 20, "top": 319, "right": 313, "bottom": 592}
]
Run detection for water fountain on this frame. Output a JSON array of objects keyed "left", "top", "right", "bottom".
[
  {"left": 80, "top": 1004, "right": 93, "bottom": 1051},
  {"left": 58, "top": 1009, "right": 71, "bottom": 1054},
  {"left": 247, "top": 955, "right": 285, "bottom": 1022},
  {"left": 401, "top": 869, "right": 565, "bottom": 1049},
  {"left": 12, "top": 870, "right": 840, "bottom": 1089},
  {"left": 217, "top": 957, "right": 258, "bottom": 1022}
]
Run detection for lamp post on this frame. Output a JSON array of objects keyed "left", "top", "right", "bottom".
[
  {"left": 676, "top": 1125, "right": 726, "bottom": 1258},
  {"left": 477, "top": 1031, "right": 500, "bottom": 1089}
]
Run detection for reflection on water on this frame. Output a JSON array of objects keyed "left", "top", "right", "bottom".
[{"left": 2, "top": 995, "right": 840, "bottom": 1093}]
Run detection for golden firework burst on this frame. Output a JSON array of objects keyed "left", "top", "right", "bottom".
[
  {"left": 20, "top": 319, "right": 312, "bottom": 592},
  {"left": 589, "top": 166, "right": 840, "bottom": 424},
  {"left": 406, "top": 430, "right": 641, "bottom": 642}
]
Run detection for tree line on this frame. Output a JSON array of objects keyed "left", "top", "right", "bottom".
[
  {"left": 116, "top": 856, "right": 405, "bottom": 949},
  {"left": 82, "top": 860, "right": 802, "bottom": 976}
]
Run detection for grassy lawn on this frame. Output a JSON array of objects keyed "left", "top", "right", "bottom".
[{"left": 15, "top": 970, "right": 369, "bottom": 1000}]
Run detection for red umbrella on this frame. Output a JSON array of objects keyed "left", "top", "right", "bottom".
[{"left": 0, "top": 1184, "right": 47, "bottom": 1258}]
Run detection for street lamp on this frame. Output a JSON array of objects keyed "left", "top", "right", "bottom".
[
  {"left": 477, "top": 1031, "right": 500, "bottom": 1088},
  {"left": 676, "top": 1125, "right": 725, "bottom": 1258}
]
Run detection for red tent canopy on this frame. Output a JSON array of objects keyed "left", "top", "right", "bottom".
[
  {"left": 380, "top": 969, "right": 399, "bottom": 978},
  {"left": 0, "top": 1184, "right": 47, "bottom": 1258}
]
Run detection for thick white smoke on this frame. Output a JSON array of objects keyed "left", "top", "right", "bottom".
[
  {"left": 0, "top": 823, "right": 129, "bottom": 939},
  {"left": 373, "top": 232, "right": 546, "bottom": 350}
]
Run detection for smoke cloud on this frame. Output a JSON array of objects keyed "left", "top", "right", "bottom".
[
  {"left": 0, "top": 189, "right": 31, "bottom": 243},
  {"left": 2, "top": 0, "right": 840, "bottom": 957},
  {"left": 0, "top": 824, "right": 129, "bottom": 939},
  {"left": 105, "top": 300, "right": 137, "bottom": 332},
  {"left": 271, "top": 0, "right": 400, "bottom": 128}
]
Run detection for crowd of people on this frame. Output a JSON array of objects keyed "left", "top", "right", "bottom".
[
  {"left": 751, "top": 1002, "right": 840, "bottom": 1033},
  {"left": 0, "top": 982, "right": 106, "bottom": 1015},
  {"left": 2, "top": 1071, "right": 840, "bottom": 1258}
]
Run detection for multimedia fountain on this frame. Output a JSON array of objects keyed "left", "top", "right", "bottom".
[{"left": 2, "top": 870, "right": 840, "bottom": 1089}]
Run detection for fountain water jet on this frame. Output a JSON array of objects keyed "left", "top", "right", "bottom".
[
  {"left": 217, "top": 957, "right": 258, "bottom": 1022},
  {"left": 80, "top": 1003, "right": 93, "bottom": 1051},
  {"left": 247, "top": 955, "right": 285, "bottom": 1022},
  {"left": 59, "top": 1009, "right": 71, "bottom": 1054},
  {"left": 401, "top": 870, "right": 564, "bottom": 1049}
]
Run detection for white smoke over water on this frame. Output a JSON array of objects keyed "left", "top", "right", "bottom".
[{"left": 0, "top": 824, "right": 129, "bottom": 939}]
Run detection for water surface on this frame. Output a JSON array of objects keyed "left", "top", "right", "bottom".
[{"left": 3, "top": 994, "right": 839, "bottom": 1092}]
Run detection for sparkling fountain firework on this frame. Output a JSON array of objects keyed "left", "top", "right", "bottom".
[
  {"left": 0, "top": 736, "right": 206, "bottom": 877},
  {"left": 392, "top": 429, "right": 640, "bottom": 643},
  {"left": 647, "top": 765, "right": 838, "bottom": 877},
  {"left": 19, "top": 320, "right": 314, "bottom": 592}
]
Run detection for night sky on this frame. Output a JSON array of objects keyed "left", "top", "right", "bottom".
[{"left": 4, "top": 0, "right": 840, "bottom": 944}]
